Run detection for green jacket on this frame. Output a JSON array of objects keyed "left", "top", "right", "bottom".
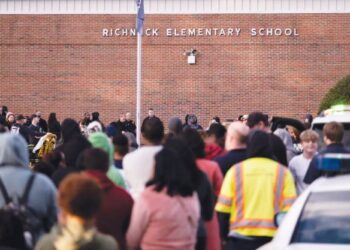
[{"left": 88, "top": 132, "right": 126, "bottom": 189}]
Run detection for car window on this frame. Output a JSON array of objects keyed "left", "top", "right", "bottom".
[
  {"left": 291, "top": 191, "right": 350, "bottom": 244},
  {"left": 313, "top": 123, "right": 350, "bottom": 149}
]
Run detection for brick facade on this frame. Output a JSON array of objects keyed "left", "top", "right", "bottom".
[{"left": 1, "top": 14, "right": 349, "bottom": 126}]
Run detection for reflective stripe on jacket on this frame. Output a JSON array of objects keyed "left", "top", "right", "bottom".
[{"left": 215, "top": 157, "right": 296, "bottom": 237}]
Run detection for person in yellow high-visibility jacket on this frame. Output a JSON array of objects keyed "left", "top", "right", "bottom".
[{"left": 216, "top": 130, "right": 297, "bottom": 250}]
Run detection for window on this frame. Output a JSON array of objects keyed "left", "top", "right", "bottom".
[{"left": 292, "top": 191, "right": 350, "bottom": 244}]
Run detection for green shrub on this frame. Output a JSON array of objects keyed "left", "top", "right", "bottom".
[{"left": 319, "top": 75, "right": 350, "bottom": 113}]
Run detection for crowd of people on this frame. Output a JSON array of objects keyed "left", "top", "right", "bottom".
[{"left": 0, "top": 104, "right": 348, "bottom": 250}]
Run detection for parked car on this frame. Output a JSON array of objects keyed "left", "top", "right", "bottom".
[
  {"left": 270, "top": 116, "right": 305, "bottom": 133},
  {"left": 258, "top": 154, "right": 350, "bottom": 250}
]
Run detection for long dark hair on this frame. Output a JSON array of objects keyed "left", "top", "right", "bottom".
[
  {"left": 179, "top": 128, "right": 205, "bottom": 159},
  {"left": 164, "top": 137, "right": 201, "bottom": 186},
  {"left": 247, "top": 129, "right": 274, "bottom": 159},
  {"left": 147, "top": 147, "right": 196, "bottom": 197},
  {"left": 48, "top": 112, "right": 58, "bottom": 123},
  {"left": 61, "top": 118, "right": 81, "bottom": 143}
]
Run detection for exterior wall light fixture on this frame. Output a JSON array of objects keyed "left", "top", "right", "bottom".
[{"left": 183, "top": 48, "right": 198, "bottom": 65}]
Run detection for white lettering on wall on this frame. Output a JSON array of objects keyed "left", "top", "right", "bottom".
[{"left": 102, "top": 27, "right": 299, "bottom": 37}]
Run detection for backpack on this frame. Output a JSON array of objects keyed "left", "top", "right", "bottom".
[{"left": 0, "top": 174, "right": 41, "bottom": 249}]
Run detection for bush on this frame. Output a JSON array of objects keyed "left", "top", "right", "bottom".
[{"left": 319, "top": 75, "right": 350, "bottom": 113}]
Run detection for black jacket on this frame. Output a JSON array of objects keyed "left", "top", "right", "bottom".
[
  {"left": 39, "top": 118, "right": 48, "bottom": 133},
  {"left": 304, "top": 143, "right": 350, "bottom": 184},
  {"left": 124, "top": 120, "right": 136, "bottom": 135},
  {"left": 214, "top": 149, "right": 247, "bottom": 176},
  {"left": 48, "top": 120, "right": 61, "bottom": 141}
]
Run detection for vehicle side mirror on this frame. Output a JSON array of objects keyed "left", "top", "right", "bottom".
[{"left": 274, "top": 212, "right": 287, "bottom": 227}]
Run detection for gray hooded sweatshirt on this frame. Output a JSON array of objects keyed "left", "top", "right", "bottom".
[
  {"left": 0, "top": 133, "right": 58, "bottom": 243},
  {"left": 273, "top": 128, "right": 299, "bottom": 163}
]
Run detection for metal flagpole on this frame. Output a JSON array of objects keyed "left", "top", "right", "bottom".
[
  {"left": 136, "top": 33, "right": 142, "bottom": 146},
  {"left": 135, "top": 0, "right": 144, "bottom": 146}
]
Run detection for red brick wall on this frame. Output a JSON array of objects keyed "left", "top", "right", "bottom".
[{"left": 1, "top": 14, "right": 349, "bottom": 126}]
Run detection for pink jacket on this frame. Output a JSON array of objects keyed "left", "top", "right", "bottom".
[{"left": 127, "top": 186, "right": 200, "bottom": 250}]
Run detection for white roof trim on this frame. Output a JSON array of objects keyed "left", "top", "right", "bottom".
[{"left": 1, "top": 0, "right": 350, "bottom": 14}]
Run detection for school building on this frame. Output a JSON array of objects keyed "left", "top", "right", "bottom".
[{"left": 1, "top": 0, "right": 350, "bottom": 124}]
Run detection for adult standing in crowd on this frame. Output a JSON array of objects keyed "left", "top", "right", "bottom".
[
  {"left": 289, "top": 130, "right": 319, "bottom": 194},
  {"left": 0, "top": 133, "right": 57, "bottom": 245},
  {"left": 304, "top": 121, "right": 350, "bottom": 184},
  {"left": 35, "top": 174, "right": 117, "bottom": 250},
  {"left": 79, "top": 113, "right": 91, "bottom": 136},
  {"left": 214, "top": 122, "right": 249, "bottom": 176},
  {"left": 83, "top": 148, "right": 133, "bottom": 250},
  {"left": 5, "top": 112, "right": 15, "bottom": 130},
  {"left": 216, "top": 130, "right": 296, "bottom": 250},
  {"left": 125, "top": 112, "right": 136, "bottom": 135},
  {"left": 48, "top": 112, "right": 61, "bottom": 142},
  {"left": 142, "top": 108, "right": 160, "bottom": 124},
  {"left": 35, "top": 111, "right": 48, "bottom": 133},
  {"left": 29, "top": 114, "right": 46, "bottom": 145},
  {"left": 115, "top": 113, "right": 127, "bottom": 132},
  {"left": 91, "top": 111, "right": 105, "bottom": 131},
  {"left": 183, "top": 114, "right": 203, "bottom": 131},
  {"left": 147, "top": 108, "right": 156, "bottom": 118},
  {"left": 247, "top": 112, "right": 288, "bottom": 166},
  {"left": 10, "top": 114, "right": 32, "bottom": 143},
  {"left": 123, "top": 117, "right": 164, "bottom": 199},
  {"left": 127, "top": 148, "right": 200, "bottom": 250},
  {"left": 81, "top": 112, "right": 91, "bottom": 126}
]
